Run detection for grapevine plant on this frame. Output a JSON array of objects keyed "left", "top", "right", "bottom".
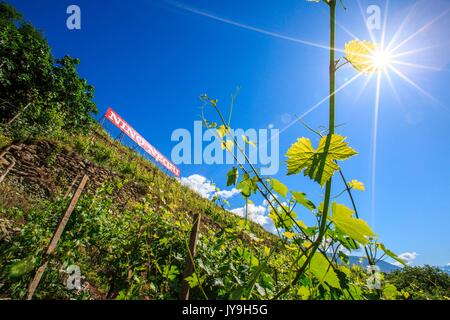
[{"left": 200, "top": 0, "right": 405, "bottom": 299}]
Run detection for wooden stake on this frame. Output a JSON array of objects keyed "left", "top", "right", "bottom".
[
  {"left": 25, "top": 262, "right": 48, "bottom": 300},
  {"left": 7, "top": 103, "right": 31, "bottom": 125},
  {"left": 180, "top": 212, "right": 202, "bottom": 300},
  {"left": 26, "top": 174, "right": 89, "bottom": 300}
]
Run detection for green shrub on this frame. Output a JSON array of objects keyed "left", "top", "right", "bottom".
[
  {"left": 0, "top": 3, "right": 97, "bottom": 138},
  {"left": 0, "top": 130, "right": 12, "bottom": 148}
]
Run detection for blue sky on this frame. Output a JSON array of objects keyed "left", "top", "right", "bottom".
[{"left": 8, "top": 0, "right": 450, "bottom": 266}]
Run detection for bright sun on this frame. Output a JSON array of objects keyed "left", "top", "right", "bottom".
[{"left": 370, "top": 47, "right": 393, "bottom": 71}]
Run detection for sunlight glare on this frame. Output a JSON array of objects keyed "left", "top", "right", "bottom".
[{"left": 370, "top": 47, "right": 393, "bottom": 71}]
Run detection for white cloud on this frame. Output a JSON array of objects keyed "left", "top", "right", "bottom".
[
  {"left": 229, "top": 203, "right": 272, "bottom": 228},
  {"left": 180, "top": 174, "right": 275, "bottom": 231},
  {"left": 180, "top": 174, "right": 216, "bottom": 199},
  {"left": 216, "top": 188, "right": 240, "bottom": 199},
  {"left": 179, "top": 174, "right": 240, "bottom": 200},
  {"left": 447, "top": 262, "right": 450, "bottom": 266},
  {"left": 392, "top": 252, "right": 419, "bottom": 267}
]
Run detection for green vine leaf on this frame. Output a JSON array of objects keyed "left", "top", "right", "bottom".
[
  {"left": 377, "top": 243, "right": 406, "bottom": 266},
  {"left": 307, "top": 252, "right": 341, "bottom": 289},
  {"left": 268, "top": 205, "right": 297, "bottom": 230},
  {"left": 226, "top": 167, "right": 239, "bottom": 186},
  {"left": 237, "top": 173, "right": 258, "bottom": 198},
  {"left": 291, "top": 191, "right": 316, "bottom": 211},
  {"left": 331, "top": 203, "right": 376, "bottom": 245},
  {"left": 334, "top": 229, "right": 360, "bottom": 251},
  {"left": 286, "top": 134, "right": 357, "bottom": 186},
  {"left": 383, "top": 283, "right": 400, "bottom": 300},
  {"left": 185, "top": 273, "right": 205, "bottom": 289},
  {"left": 270, "top": 178, "right": 288, "bottom": 198}
]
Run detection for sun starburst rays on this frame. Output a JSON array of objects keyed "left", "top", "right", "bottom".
[
  {"left": 352, "top": 0, "right": 450, "bottom": 228},
  {"left": 167, "top": 0, "right": 449, "bottom": 228}
]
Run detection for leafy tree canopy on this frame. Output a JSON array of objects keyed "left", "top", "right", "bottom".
[{"left": 0, "top": 2, "right": 97, "bottom": 138}]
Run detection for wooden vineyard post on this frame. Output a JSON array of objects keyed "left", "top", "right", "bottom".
[
  {"left": 26, "top": 174, "right": 89, "bottom": 300},
  {"left": 180, "top": 212, "right": 202, "bottom": 300},
  {"left": 7, "top": 103, "right": 31, "bottom": 125}
]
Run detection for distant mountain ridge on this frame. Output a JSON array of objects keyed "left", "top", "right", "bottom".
[
  {"left": 347, "top": 256, "right": 400, "bottom": 273},
  {"left": 346, "top": 256, "right": 450, "bottom": 275}
]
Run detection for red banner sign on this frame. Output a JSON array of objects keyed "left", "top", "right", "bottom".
[{"left": 104, "top": 107, "right": 180, "bottom": 177}]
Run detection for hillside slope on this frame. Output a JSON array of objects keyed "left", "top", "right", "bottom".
[
  {"left": 0, "top": 127, "right": 272, "bottom": 239},
  {"left": 0, "top": 127, "right": 274, "bottom": 299}
]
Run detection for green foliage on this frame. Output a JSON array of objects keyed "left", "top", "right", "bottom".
[
  {"left": 376, "top": 243, "right": 405, "bottom": 267},
  {"left": 73, "top": 135, "right": 91, "bottom": 155},
  {"left": 226, "top": 167, "right": 238, "bottom": 187},
  {"left": 8, "top": 255, "right": 37, "bottom": 278},
  {"left": 291, "top": 191, "right": 316, "bottom": 211},
  {"left": 270, "top": 178, "right": 288, "bottom": 198},
  {"left": 286, "top": 134, "right": 357, "bottom": 186},
  {"left": 1, "top": 186, "right": 182, "bottom": 299},
  {"left": 44, "top": 145, "right": 62, "bottom": 166},
  {"left": 0, "top": 130, "right": 12, "bottom": 148},
  {"left": 307, "top": 252, "right": 340, "bottom": 289},
  {"left": 237, "top": 173, "right": 258, "bottom": 198},
  {"left": 386, "top": 266, "right": 450, "bottom": 300},
  {"left": 0, "top": 182, "right": 274, "bottom": 300},
  {"left": 0, "top": 126, "right": 280, "bottom": 299},
  {"left": 331, "top": 203, "right": 376, "bottom": 245},
  {"left": 52, "top": 56, "right": 97, "bottom": 134},
  {"left": 0, "top": 2, "right": 97, "bottom": 139},
  {"left": 90, "top": 141, "right": 113, "bottom": 163}
]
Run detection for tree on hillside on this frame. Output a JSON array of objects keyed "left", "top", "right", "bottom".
[{"left": 0, "top": 2, "right": 97, "bottom": 138}]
